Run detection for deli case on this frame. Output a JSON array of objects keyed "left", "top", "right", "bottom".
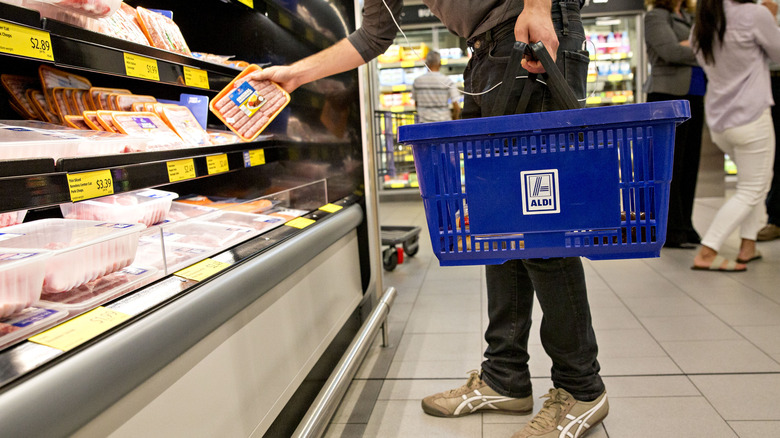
[{"left": 0, "top": 1, "right": 384, "bottom": 436}]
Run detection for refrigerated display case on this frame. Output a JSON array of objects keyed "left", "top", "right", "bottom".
[
  {"left": 582, "top": 0, "right": 646, "bottom": 106},
  {"left": 0, "top": 1, "right": 384, "bottom": 436}
]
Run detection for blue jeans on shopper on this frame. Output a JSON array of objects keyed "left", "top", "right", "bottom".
[{"left": 462, "top": 0, "right": 605, "bottom": 402}]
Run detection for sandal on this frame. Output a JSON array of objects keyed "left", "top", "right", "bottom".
[
  {"left": 736, "top": 251, "right": 762, "bottom": 264},
  {"left": 691, "top": 255, "right": 747, "bottom": 272}
]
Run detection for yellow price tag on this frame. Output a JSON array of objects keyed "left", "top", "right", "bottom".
[
  {"left": 612, "top": 95, "right": 628, "bottom": 104},
  {"left": 124, "top": 53, "right": 159, "bottom": 81},
  {"left": 206, "top": 154, "right": 229, "bottom": 175},
  {"left": 279, "top": 13, "right": 292, "bottom": 29},
  {"left": 244, "top": 149, "right": 265, "bottom": 167},
  {"left": 390, "top": 182, "right": 406, "bottom": 188},
  {"left": 607, "top": 74, "right": 623, "bottom": 82},
  {"left": 319, "top": 203, "right": 343, "bottom": 213},
  {"left": 400, "top": 60, "right": 415, "bottom": 68},
  {"left": 67, "top": 169, "right": 113, "bottom": 202},
  {"left": 167, "top": 158, "right": 196, "bottom": 182},
  {"left": 0, "top": 21, "right": 54, "bottom": 61},
  {"left": 285, "top": 217, "right": 315, "bottom": 229},
  {"left": 391, "top": 85, "right": 406, "bottom": 92},
  {"left": 305, "top": 28, "right": 315, "bottom": 42},
  {"left": 411, "top": 181, "right": 419, "bottom": 188},
  {"left": 29, "top": 307, "right": 131, "bottom": 352},
  {"left": 586, "top": 97, "right": 602, "bottom": 105},
  {"left": 183, "top": 66, "right": 209, "bottom": 89},
  {"left": 175, "top": 258, "right": 231, "bottom": 282},
  {"left": 237, "top": 0, "right": 253, "bottom": 7}
]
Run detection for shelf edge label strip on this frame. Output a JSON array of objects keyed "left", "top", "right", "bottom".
[
  {"left": 167, "top": 158, "right": 197, "bottom": 182},
  {"left": 67, "top": 169, "right": 114, "bottom": 202},
  {"left": 124, "top": 53, "right": 160, "bottom": 81},
  {"left": 28, "top": 307, "right": 131, "bottom": 352},
  {"left": 285, "top": 217, "right": 315, "bottom": 229},
  {"left": 0, "top": 20, "right": 54, "bottom": 61},
  {"left": 175, "top": 258, "right": 232, "bottom": 282}
]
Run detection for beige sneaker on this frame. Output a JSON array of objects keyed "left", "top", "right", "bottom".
[
  {"left": 511, "top": 388, "right": 608, "bottom": 438},
  {"left": 757, "top": 224, "right": 780, "bottom": 241},
  {"left": 421, "top": 370, "right": 533, "bottom": 417}
]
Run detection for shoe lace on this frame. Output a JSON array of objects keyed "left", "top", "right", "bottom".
[
  {"left": 527, "top": 388, "right": 570, "bottom": 432},
  {"left": 443, "top": 369, "right": 482, "bottom": 397}
]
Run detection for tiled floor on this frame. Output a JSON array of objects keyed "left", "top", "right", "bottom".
[{"left": 325, "top": 196, "right": 780, "bottom": 438}]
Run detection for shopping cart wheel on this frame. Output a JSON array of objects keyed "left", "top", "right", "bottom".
[
  {"left": 383, "top": 247, "right": 398, "bottom": 271},
  {"left": 402, "top": 236, "right": 419, "bottom": 257}
]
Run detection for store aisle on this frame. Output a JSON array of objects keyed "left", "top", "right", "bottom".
[{"left": 325, "top": 196, "right": 780, "bottom": 438}]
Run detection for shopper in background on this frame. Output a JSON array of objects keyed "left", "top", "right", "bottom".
[
  {"left": 412, "top": 50, "right": 461, "bottom": 122},
  {"left": 758, "top": 60, "right": 780, "bottom": 242},
  {"left": 247, "top": 0, "right": 608, "bottom": 436},
  {"left": 690, "top": 0, "right": 780, "bottom": 271},
  {"left": 645, "top": 0, "right": 707, "bottom": 248}
]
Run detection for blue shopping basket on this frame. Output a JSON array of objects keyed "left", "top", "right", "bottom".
[{"left": 398, "top": 42, "right": 691, "bottom": 266}]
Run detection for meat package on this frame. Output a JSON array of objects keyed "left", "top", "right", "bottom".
[
  {"left": 210, "top": 64, "right": 291, "bottom": 141},
  {"left": 144, "top": 221, "right": 258, "bottom": 249},
  {"left": 0, "top": 210, "right": 27, "bottom": 228},
  {"left": 159, "top": 104, "right": 211, "bottom": 146},
  {"left": 38, "top": 66, "right": 91, "bottom": 117},
  {"left": 199, "top": 211, "right": 286, "bottom": 232},
  {"left": 1, "top": 74, "right": 40, "bottom": 120},
  {"left": 0, "top": 219, "right": 144, "bottom": 293},
  {"left": 135, "top": 6, "right": 191, "bottom": 56},
  {"left": 0, "top": 250, "right": 52, "bottom": 318},
  {"left": 21, "top": 0, "right": 121, "bottom": 18},
  {"left": 109, "top": 112, "right": 186, "bottom": 150},
  {"left": 60, "top": 189, "right": 178, "bottom": 226},
  {"left": 0, "top": 306, "right": 67, "bottom": 349},
  {"left": 134, "top": 238, "right": 211, "bottom": 274},
  {"left": 38, "top": 265, "right": 159, "bottom": 311}
]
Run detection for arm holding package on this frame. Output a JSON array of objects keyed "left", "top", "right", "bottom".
[{"left": 247, "top": 0, "right": 402, "bottom": 93}]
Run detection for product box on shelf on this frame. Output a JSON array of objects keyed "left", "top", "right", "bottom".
[
  {"left": 60, "top": 189, "right": 179, "bottom": 226},
  {"left": 0, "top": 250, "right": 52, "bottom": 318},
  {"left": 0, "top": 219, "right": 145, "bottom": 293}
]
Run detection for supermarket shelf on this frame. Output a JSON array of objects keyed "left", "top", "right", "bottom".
[
  {"left": 586, "top": 95, "right": 635, "bottom": 105},
  {"left": 0, "top": 197, "right": 360, "bottom": 397},
  {"left": 590, "top": 52, "right": 632, "bottom": 61},
  {"left": 378, "top": 57, "right": 469, "bottom": 69},
  {"left": 0, "top": 1, "right": 40, "bottom": 27},
  {"left": 588, "top": 73, "right": 633, "bottom": 83}
]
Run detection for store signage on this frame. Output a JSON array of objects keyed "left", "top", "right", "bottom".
[
  {"left": 175, "top": 258, "right": 232, "bottom": 282},
  {"left": 29, "top": 307, "right": 131, "bottom": 352},
  {"left": 183, "top": 66, "right": 209, "bottom": 89},
  {"left": 319, "top": 203, "right": 343, "bottom": 213},
  {"left": 124, "top": 53, "right": 160, "bottom": 81},
  {"left": 243, "top": 149, "right": 265, "bottom": 167},
  {"left": 166, "top": 158, "right": 196, "bottom": 182},
  {"left": 285, "top": 217, "right": 315, "bottom": 229},
  {"left": 67, "top": 169, "right": 114, "bottom": 202},
  {"left": 581, "top": 0, "right": 645, "bottom": 14},
  {"left": 206, "top": 154, "right": 229, "bottom": 175},
  {"left": 0, "top": 21, "right": 54, "bottom": 61},
  {"left": 400, "top": 5, "right": 441, "bottom": 25}
]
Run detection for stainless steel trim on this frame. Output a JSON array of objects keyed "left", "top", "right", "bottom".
[{"left": 293, "top": 286, "right": 397, "bottom": 438}]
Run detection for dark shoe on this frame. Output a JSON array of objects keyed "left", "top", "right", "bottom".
[
  {"left": 686, "top": 230, "right": 701, "bottom": 244},
  {"left": 663, "top": 240, "right": 697, "bottom": 249},
  {"left": 757, "top": 224, "right": 780, "bottom": 241}
]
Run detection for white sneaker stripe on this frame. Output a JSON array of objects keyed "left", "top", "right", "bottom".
[{"left": 453, "top": 395, "right": 518, "bottom": 416}]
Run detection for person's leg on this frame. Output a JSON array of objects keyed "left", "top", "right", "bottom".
[
  {"left": 695, "top": 110, "right": 775, "bottom": 268},
  {"left": 681, "top": 94, "right": 705, "bottom": 243},
  {"left": 758, "top": 72, "right": 780, "bottom": 240}
]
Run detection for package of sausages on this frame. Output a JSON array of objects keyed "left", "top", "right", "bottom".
[
  {"left": 114, "top": 94, "right": 156, "bottom": 112},
  {"left": 1, "top": 75, "right": 40, "bottom": 120},
  {"left": 27, "top": 89, "right": 60, "bottom": 124},
  {"left": 39, "top": 66, "right": 91, "bottom": 114},
  {"left": 210, "top": 64, "right": 290, "bottom": 142},
  {"left": 88, "top": 87, "right": 131, "bottom": 111},
  {"left": 83, "top": 111, "right": 108, "bottom": 131},
  {"left": 160, "top": 104, "right": 211, "bottom": 146},
  {"left": 135, "top": 7, "right": 191, "bottom": 56},
  {"left": 63, "top": 115, "right": 91, "bottom": 130},
  {"left": 95, "top": 110, "right": 120, "bottom": 132}
]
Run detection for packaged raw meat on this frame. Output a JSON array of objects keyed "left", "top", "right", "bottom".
[
  {"left": 135, "top": 6, "right": 192, "bottom": 56},
  {"left": 267, "top": 207, "right": 309, "bottom": 221},
  {"left": 0, "top": 123, "right": 82, "bottom": 159},
  {"left": 76, "top": 131, "right": 150, "bottom": 155},
  {"left": 1, "top": 75, "right": 39, "bottom": 120},
  {"left": 82, "top": 110, "right": 107, "bottom": 131},
  {"left": 200, "top": 211, "right": 286, "bottom": 232},
  {"left": 94, "top": 2, "right": 151, "bottom": 46},
  {"left": 26, "top": 89, "right": 60, "bottom": 124},
  {"left": 88, "top": 87, "right": 131, "bottom": 111},
  {"left": 95, "top": 110, "right": 120, "bottom": 132},
  {"left": 0, "top": 219, "right": 144, "bottom": 293},
  {"left": 134, "top": 238, "right": 210, "bottom": 274},
  {"left": 64, "top": 115, "right": 91, "bottom": 130},
  {"left": 52, "top": 87, "right": 74, "bottom": 117},
  {"left": 0, "top": 306, "right": 67, "bottom": 350},
  {"left": 163, "top": 202, "right": 216, "bottom": 223},
  {"left": 110, "top": 112, "right": 186, "bottom": 150},
  {"left": 38, "top": 265, "right": 159, "bottom": 311},
  {"left": 22, "top": 0, "right": 121, "bottom": 18},
  {"left": 146, "top": 221, "right": 258, "bottom": 249},
  {"left": 0, "top": 250, "right": 52, "bottom": 317},
  {"left": 60, "top": 189, "right": 178, "bottom": 225},
  {"left": 115, "top": 94, "right": 156, "bottom": 112},
  {"left": 160, "top": 104, "right": 211, "bottom": 146},
  {"left": 210, "top": 64, "right": 290, "bottom": 142},
  {"left": 70, "top": 89, "right": 88, "bottom": 114},
  {"left": 38, "top": 66, "right": 91, "bottom": 115},
  {"left": 206, "top": 129, "right": 241, "bottom": 145},
  {"left": 0, "top": 211, "right": 27, "bottom": 228}
]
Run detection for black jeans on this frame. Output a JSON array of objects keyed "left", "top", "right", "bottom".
[
  {"left": 463, "top": 0, "right": 604, "bottom": 402},
  {"left": 647, "top": 92, "right": 705, "bottom": 244}
]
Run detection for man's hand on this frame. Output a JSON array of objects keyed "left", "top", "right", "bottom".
[
  {"left": 244, "top": 65, "right": 303, "bottom": 94},
  {"left": 515, "top": 0, "right": 557, "bottom": 73}
]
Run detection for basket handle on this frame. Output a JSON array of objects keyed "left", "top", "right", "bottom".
[{"left": 490, "top": 41, "right": 581, "bottom": 117}]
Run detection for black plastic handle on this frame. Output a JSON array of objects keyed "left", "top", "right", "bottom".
[{"left": 490, "top": 41, "right": 581, "bottom": 117}]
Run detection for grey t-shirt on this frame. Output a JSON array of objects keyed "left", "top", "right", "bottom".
[
  {"left": 412, "top": 71, "right": 460, "bottom": 123},
  {"left": 347, "top": 0, "right": 523, "bottom": 62}
]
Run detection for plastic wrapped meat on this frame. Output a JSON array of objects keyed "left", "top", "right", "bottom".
[{"left": 135, "top": 6, "right": 192, "bottom": 55}]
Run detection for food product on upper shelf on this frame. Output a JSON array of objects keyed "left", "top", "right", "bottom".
[
  {"left": 133, "top": 238, "right": 209, "bottom": 273},
  {"left": 135, "top": 6, "right": 192, "bottom": 56},
  {"left": 95, "top": 110, "right": 120, "bottom": 132},
  {"left": 23, "top": 0, "right": 121, "bottom": 18},
  {"left": 38, "top": 66, "right": 91, "bottom": 115},
  {"left": 210, "top": 64, "right": 290, "bottom": 142},
  {"left": 115, "top": 94, "right": 157, "bottom": 112},
  {"left": 82, "top": 110, "right": 108, "bottom": 131},
  {"left": 0, "top": 219, "right": 144, "bottom": 294},
  {"left": 0, "top": 250, "right": 52, "bottom": 318},
  {"left": 26, "top": 89, "right": 60, "bottom": 123},
  {"left": 110, "top": 111, "right": 186, "bottom": 150},
  {"left": 159, "top": 104, "right": 210, "bottom": 146},
  {"left": 267, "top": 207, "right": 308, "bottom": 222},
  {"left": 88, "top": 87, "right": 131, "bottom": 111},
  {"left": 52, "top": 87, "right": 74, "bottom": 117},
  {"left": 1, "top": 75, "right": 39, "bottom": 120},
  {"left": 63, "top": 114, "right": 91, "bottom": 130},
  {"left": 70, "top": 89, "right": 88, "bottom": 114},
  {"left": 94, "top": 2, "right": 151, "bottom": 46},
  {"left": 60, "top": 189, "right": 178, "bottom": 226}
]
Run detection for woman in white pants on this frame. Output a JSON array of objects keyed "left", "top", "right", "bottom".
[{"left": 690, "top": 0, "right": 780, "bottom": 271}]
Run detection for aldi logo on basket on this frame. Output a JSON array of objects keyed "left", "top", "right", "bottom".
[{"left": 520, "top": 169, "right": 560, "bottom": 215}]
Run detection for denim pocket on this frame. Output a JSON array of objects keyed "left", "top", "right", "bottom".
[{"left": 560, "top": 49, "right": 590, "bottom": 109}]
